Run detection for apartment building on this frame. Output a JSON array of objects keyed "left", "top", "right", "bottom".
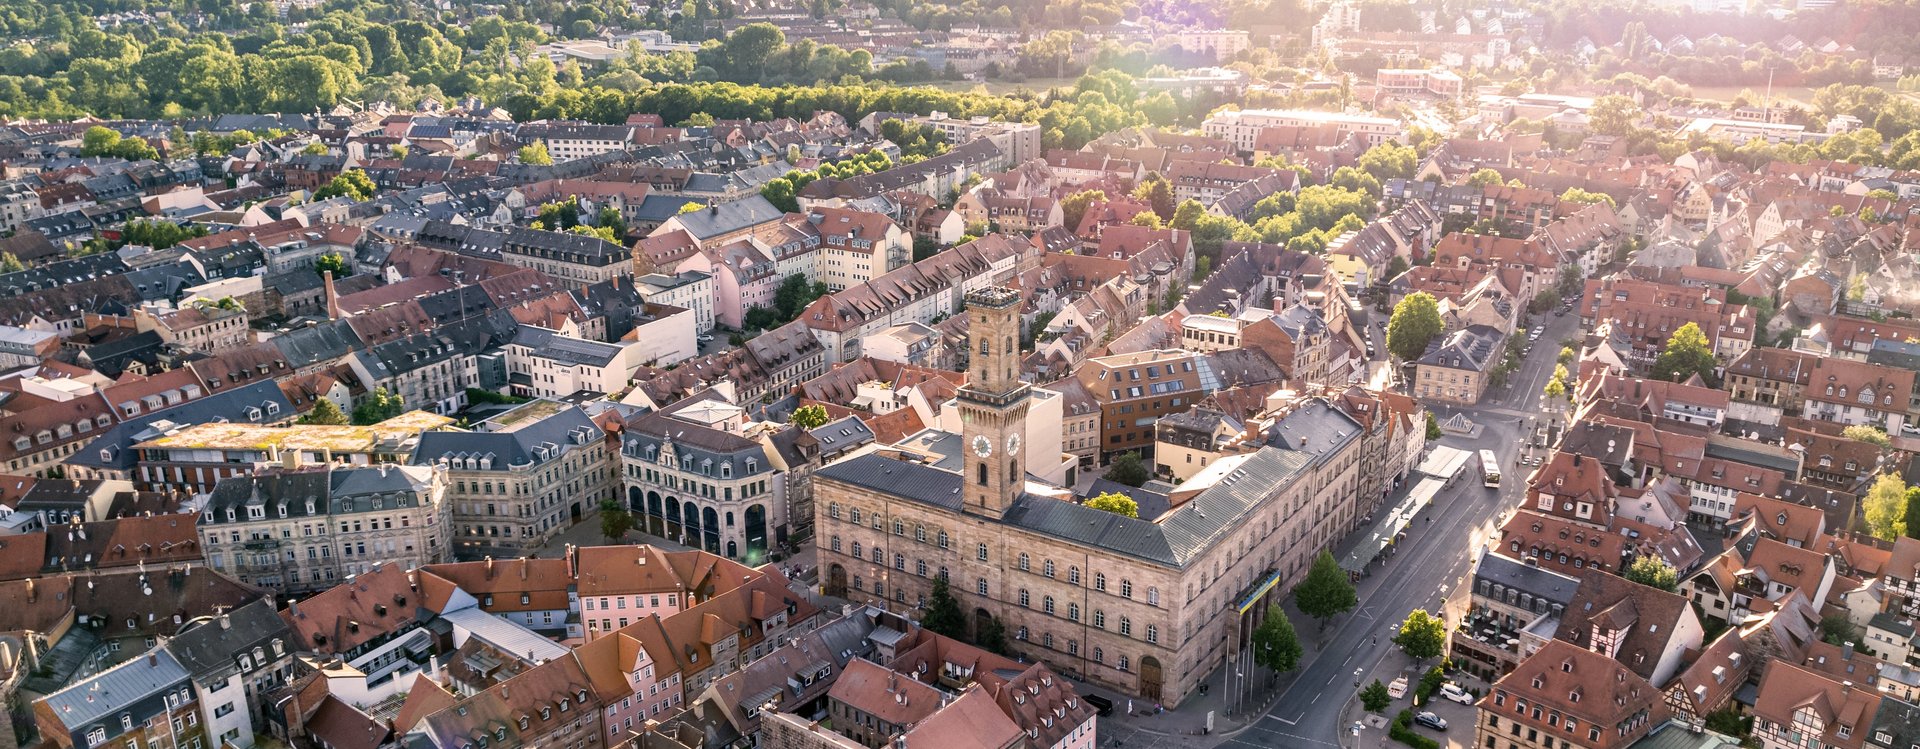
[
  {"left": 516, "top": 122, "right": 636, "bottom": 161},
  {"left": 347, "top": 310, "right": 518, "bottom": 415},
  {"left": 1202, "top": 109, "right": 1402, "bottom": 151},
  {"left": 1414, "top": 324, "right": 1504, "bottom": 405},
  {"left": 199, "top": 464, "right": 451, "bottom": 592},
  {"left": 872, "top": 112, "right": 1043, "bottom": 165},
  {"left": 412, "top": 399, "right": 616, "bottom": 559},
  {"left": 498, "top": 226, "right": 630, "bottom": 285},
  {"left": 136, "top": 304, "right": 250, "bottom": 354},
  {"left": 635, "top": 271, "right": 716, "bottom": 333},
  {"left": 1074, "top": 349, "right": 1206, "bottom": 462},
  {"left": 505, "top": 325, "right": 648, "bottom": 399},
  {"left": 1475, "top": 640, "right": 1666, "bottom": 749},
  {"left": 799, "top": 207, "right": 911, "bottom": 291},
  {"left": 34, "top": 649, "right": 212, "bottom": 749},
  {"left": 162, "top": 599, "right": 297, "bottom": 749}
]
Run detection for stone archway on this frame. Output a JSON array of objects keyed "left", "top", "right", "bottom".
[
  {"left": 1140, "top": 656, "right": 1164, "bottom": 701},
  {"left": 826, "top": 564, "right": 848, "bottom": 598},
  {"left": 744, "top": 504, "right": 767, "bottom": 559},
  {"left": 646, "top": 491, "right": 663, "bottom": 536}
]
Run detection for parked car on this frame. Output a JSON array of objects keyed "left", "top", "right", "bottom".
[
  {"left": 1387, "top": 675, "right": 1410, "bottom": 699},
  {"left": 696, "top": 334, "right": 715, "bottom": 343},
  {"left": 1082, "top": 694, "right": 1114, "bottom": 717},
  {"left": 1414, "top": 712, "right": 1448, "bottom": 731},
  {"left": 1440, "top": 683, "right": 1475, "bottom": 705}
]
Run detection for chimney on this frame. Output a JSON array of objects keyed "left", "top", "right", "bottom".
[
  {"left": 148, "top": 653, "right": 158, "bottom": 667},
  {"left": 322, "top": 269, "right": 342, "bottom": 321},
  {"left": 220, "top": 614, "right": 231, "bottom": 630},
  {"left": 485, "top": 556, "right": 494, "bottom": 579}
]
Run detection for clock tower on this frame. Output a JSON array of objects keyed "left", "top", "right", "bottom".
[{"left": 957, "top": 286, "right": 1030, "bottom": 520}]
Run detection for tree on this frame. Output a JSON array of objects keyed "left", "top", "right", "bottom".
[
  {"left": 1360, "top": 679, "right": 1392, "bottom": 712},
  {"left": 789, "top": 404, "right": 830, "bottom": 429},
  {"left": 1843, "top": 424, "right": 1893, "bottom": 448},
  {"left": 1386, "top": 292, "right": 1444, "bottom": 361},
  {"left": 1103, "top": 451, "right": 1149, "bottom": 487},
  {"left": 518, "top": 141, "right": 553, "bottom": 165},
  {"left": 1820, "top": 612, "right": 1860, "bottom": 648},
  {"left": 1465, "top": 168, "right": 1505, "bottom": 188},
  {"left": 1904, "top": 487, "right": 1920, "bottom": 540},
  {"left": 1866, "top": 473, "right": 1912, "bottom": 540},
  {"left": 1559, "top": 187, "right": 1616, "bottom": 209},
  {"left": 975, "top": 613, "right": 1010, "bottom": 655},
  {"left": 1392, "top": 609, "right": 1447, "bottom": 664},
  {"left": 1251, "top": 606, "right": 1303, "bottom": 677},
  {"left": 80, "top": 125, "right": 122, "bottom": 156},
  {"left": 1623, "top": 555, "right": 1679, "bottom": 592},
  {"left": 301, "top": 142, "right": 329, "bottom": 155},
  {"left": 351, "top": 387, "right": 404, "bottom": 426},
  {"left": 1651, "top": 323, "right": 1717, "bottom": 385},
  {"left": 599, "top": 499, "right": 634, "bottom": 542},
  {"left": 298, "top": 398, "right": 349, "bottom": 425},
  {"left": 0, "top": 253, "right": 23, "bottom": 274},
  {"left": 1132, "top": 172, "right": 1175, "bottom": 220},
  {"left": 1084, "top": 492, "right": 1140, "bottom": 518},
  {"left": 1059, "top": 189, "right": 1105, "bottom": 231},
  {"left": 1558, "top": 346, "right": 1575, "bottom": 365},
  {"left": 1590, "top": 94, "right": 1643, "bottom": 136},
  {"left": 1294, "top": 550, "right": 1357, "bottom": 629},
  {"left": 313, "top": 252, "right": 349, "bottom": 278},
  {"left": 1543, "top": 375, "right": 1567, "bottom": 402},
  {"left": 314, "top": 170, "right": 376, "bottom": 202},
  {"left": 773, "top": 273, "right": 817, "bottom": 320},
  {"left": 1425, "top": 411, "right": 1442, "bottom": 441},
  {"left": 919, "top": 576, "right": 966, "bottom": 638}
]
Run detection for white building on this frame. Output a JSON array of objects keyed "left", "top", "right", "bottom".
[
  {"left": 1202, "top": 109, "right": 1404, "bottom": 151},
  {"left": 636, "top": 271, "right": 716, "bottom": 333}
]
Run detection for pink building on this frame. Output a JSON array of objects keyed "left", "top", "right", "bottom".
[{"left": 673, "top": 237, "right": 780, "bottom": 330}]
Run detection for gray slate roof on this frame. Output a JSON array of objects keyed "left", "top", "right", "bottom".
[
  {"left": 163, "top": 598, "right": 293, "bottom": 681},
  {"left": 41, "top": 647, "right": 190, "bottom": 732},
  {"left": 411, "top": 401, "right": 602, "bottom": 472},
  {"left": 819, "top": 446, "right": 1308, "bottom": 568}
]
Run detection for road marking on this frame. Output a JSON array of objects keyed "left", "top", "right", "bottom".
[{"left": 1273, "top": 714, "right": 1301, "bottom": 726}]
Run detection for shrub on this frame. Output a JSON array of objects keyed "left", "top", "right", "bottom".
[{"left": 1390, "top": 710, "right": 1440, "bottom": 749}]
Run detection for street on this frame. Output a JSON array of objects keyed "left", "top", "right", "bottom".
[{"left": 1238, "top": 309, "right": 1580, "bottom": 748}]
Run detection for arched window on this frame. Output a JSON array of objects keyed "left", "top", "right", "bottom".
[
  {"left": 1019, "top": 589, "right": 1030, "bottom": 607},
  {"left": 1043, "top": 596, "right": 1055, "bottom": 614},
  {"left": 1068, "top": 566, "right": 1080, "bottom": 584},
  {"left": 1120, "top": 579, "right": 1133, "bottom": 599},
  {"left": 1043, "top": 560, "right": 1056, "bottom": 578},
  {"left": 1068, "top": 604, "right": 1080, "bottom": 621},
  {"left": 977, "top": 463, "right": 988, "bottom": 486},
  {"left": 1017, "top": 553, "right": 1030, "bottom": 571},
  {"left": 1093, "top": 647, "right": 1104, "bottom": 664},
  {"left": 1119, "top": 617, "right": 1132, "bottom": 636},
  {"left": 1093, "top": 610, "right": 1105, "bottom": 628},
  {"left": 1147, "top": 587, "right": 1160, "bottom": 606},
  {"left": 1094, "top": 572, "right": 1107, "bottom": 591}
]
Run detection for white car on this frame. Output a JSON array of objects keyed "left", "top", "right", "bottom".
[
  {"left": 1440, "top": 683, "right": 1475, "bottom": 705},
  {"left": 696, "top": 334, "right": 715, "bottom": 343}
]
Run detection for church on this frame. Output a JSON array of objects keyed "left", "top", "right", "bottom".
[{"left": 814, "top": 286, "right": 1372, "bottom": 706}]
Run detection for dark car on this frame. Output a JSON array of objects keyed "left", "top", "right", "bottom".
[
  {"left": 1083, "top": 693, "right": 1114, "bottom": 717},
  {"left": 1414, "top": 712, "right": 1448, "bottom": 731}
]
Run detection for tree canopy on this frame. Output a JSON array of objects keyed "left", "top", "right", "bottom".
[
  {"left": 1392, "top": 609, "right": 1447, "bottom": 663},
  {"left": 1386, "top": 292, "right": 1444, "bottom": 361},
  {"left": 1867, "top": 473, "right": 1913, "bottom": 540},
  {"left": 1650, "top": 322, "right": 1717, "bottom": 385},
  {"left": 1103, "top": 451, "right": 1149, "bottom": 487},
  {"left": 1294, "top": 549, "right": 1357, "bottom": 628},
  {"left": 789, "top": 404, "right": 829, "bottom": 429},
  {"left": 1084, "top": 492, "right": 1140, "bottom": 518},
  {"left": 1623, "top": 555, "right": 1679, "bottom": 592}
]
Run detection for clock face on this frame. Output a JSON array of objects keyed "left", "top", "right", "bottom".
[
  {"left": 1006, "top": 433, "right": 1021, "bottom": 454},
  {"left": 971, "top": 434, "right": 994, "bottom": 458}
]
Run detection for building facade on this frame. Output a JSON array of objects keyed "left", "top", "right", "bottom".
[{"left": 199, "top": 464, "right": 451, "bottom": 592}]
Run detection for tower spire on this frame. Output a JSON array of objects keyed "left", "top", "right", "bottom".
[{"left": 957, "top": 287, "right": 1030, "bottom": 520}]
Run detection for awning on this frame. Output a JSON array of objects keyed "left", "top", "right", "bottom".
[{"left": 1341, "top": 475, "right": 1447, "bottom": 574}]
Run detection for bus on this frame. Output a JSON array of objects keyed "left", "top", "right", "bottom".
[{"left": 1479, "top": 449, "right": 1501, "bottom": 488}]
